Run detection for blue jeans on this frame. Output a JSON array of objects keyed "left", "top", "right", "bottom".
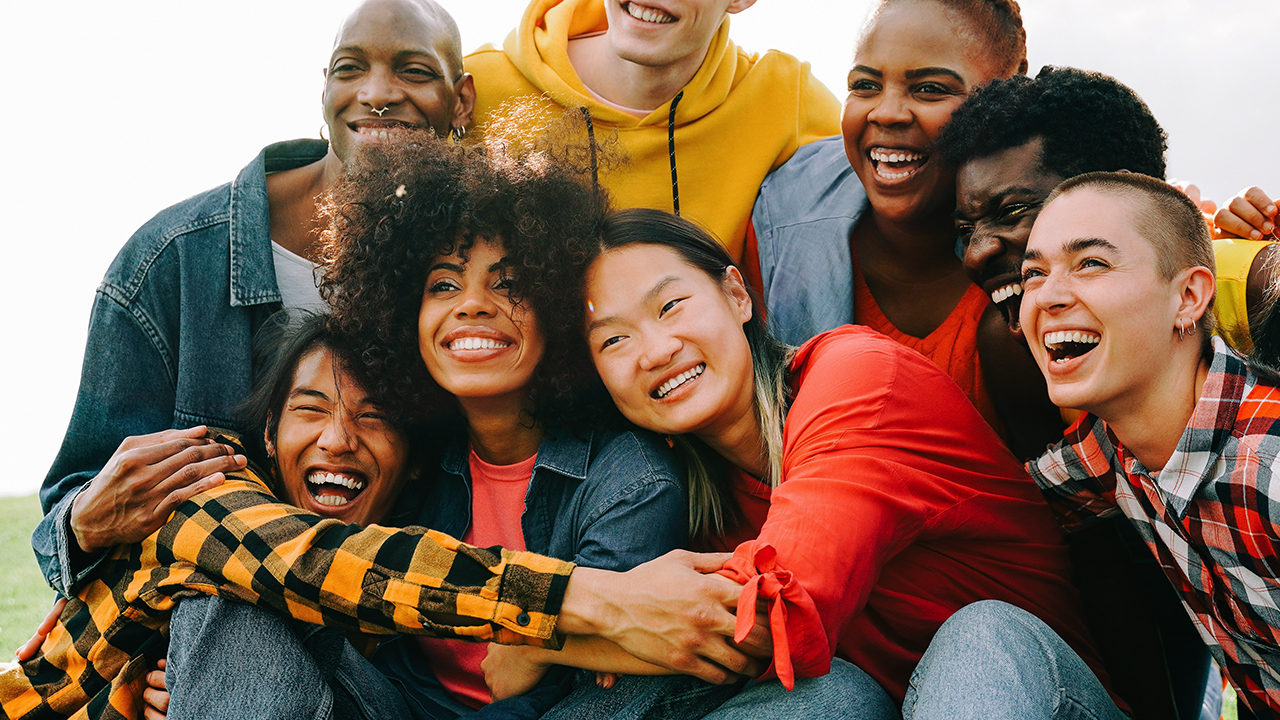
[
  {"left": 166, "top": 595, "right": 412, "bottom": 720},
  {"left": 703, "top": 657, "right": 897, "bottom": 720},
  {"left": 903, "top": 600, "right": 1127, "bottom": 720},
  {"left": 537, "top": 656, "right": 894, "bottom": 720}
]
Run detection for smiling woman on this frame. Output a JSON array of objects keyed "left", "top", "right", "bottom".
[{"left": 319, "top": 128, "right": 715, "bottom": 717}]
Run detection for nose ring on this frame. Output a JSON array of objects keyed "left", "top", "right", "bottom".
[{"left": 371, "top": 107, "right": 389, "bottom": 117}]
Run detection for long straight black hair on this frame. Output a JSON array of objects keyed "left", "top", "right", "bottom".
[{"left": 594, "top": 208, "right": 794, "bottom": 538}]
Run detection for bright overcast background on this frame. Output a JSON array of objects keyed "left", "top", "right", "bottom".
[{"left": 2, "top": 0, "right": 1277, "bottom": 498}]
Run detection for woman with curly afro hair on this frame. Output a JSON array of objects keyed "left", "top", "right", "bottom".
[{"left": 317, "top": 126, "right": 734, "bottom": 719}]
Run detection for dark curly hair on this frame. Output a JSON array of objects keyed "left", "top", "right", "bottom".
[
  {"left": 936, "top": 65, "right": 1168, "bottom": 180},
  {"left": 318, "top": 123, "right": 618, "bottom": 432},
  {"left": 869, "top": 0, "right": 1026, "bottom": 75}
]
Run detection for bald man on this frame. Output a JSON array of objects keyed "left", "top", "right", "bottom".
[{"left": 32, "top": 0, "right": 475, "bottom": 600}]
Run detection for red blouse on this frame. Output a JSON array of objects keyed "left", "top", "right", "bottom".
[{"left": 701, "top": 325, "right": 1118, "bottom": 706}]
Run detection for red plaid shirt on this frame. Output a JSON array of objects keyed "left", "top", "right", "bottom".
[{"left": 1028, "top": 338, "right": 1280, "bottom": 717}]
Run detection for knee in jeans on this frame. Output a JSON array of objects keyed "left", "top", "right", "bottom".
[{"left": 934, "top": 600, "right": 1034, "bottom": 647}]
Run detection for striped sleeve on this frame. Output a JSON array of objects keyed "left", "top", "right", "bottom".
[{"left": 149, "top": 473, "right": 573, "bottom": 647}]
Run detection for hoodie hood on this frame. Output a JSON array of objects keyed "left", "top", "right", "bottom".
[{"left": 505, "top": 0, "right": 741, "bottom": 127}]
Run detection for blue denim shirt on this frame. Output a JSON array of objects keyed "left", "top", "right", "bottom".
[
  {"left": 752, "top": 135, "right": 869, "bottom": 346},
  {"left": 33, "top": 139, "right": 330, "bottom": 595},
  {"left": 372, "top": 425, "right": 687, "bottom": 717}
]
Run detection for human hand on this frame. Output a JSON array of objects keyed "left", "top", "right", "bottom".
[
  {"left": 594, "top": 671, "right": 622, "bottom": 689},
  {"left": 1172, "top": 181, "right": 1218, "bottom": 215},
  {"left": 1214, "top": 187, "right": 1278, "bottom": 240},
  {"left": 14, "top": 597, "right": 66, "bottom": 661},
  {"left": 71, "top": 427, "right": 246, "bottom": 553},
  {"left": 558, "top": 550, "right": 763, "bottom": 684},
  {"left": 482, "top": 644, "right": 552, "bottom": 701},
  {"left": 142, "top": 658, "right": 169, "bottom": 720}
]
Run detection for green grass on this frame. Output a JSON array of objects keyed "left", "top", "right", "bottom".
[{"left": 0, "top": 494, "right": 57, "bottom": 656}]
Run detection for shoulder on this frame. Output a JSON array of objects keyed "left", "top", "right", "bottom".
[
  {"left": 587, "top": 428, "right": 683, "bottom": 487},
  {"left": 755, "top": 136, "right": 865, "bottom": 230},
  {"left": 102, "top": 181, "right": 234, "bottom": 295},
  {"left": 792, "top": 325, "right": 928, "bottom": 389}
]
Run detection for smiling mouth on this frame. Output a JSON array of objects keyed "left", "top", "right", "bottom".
[
  {"left": 351, "top": 122, "right": 415, "bottom": 142},
  {"left": 447, "top": 337, "right": 512, "bottom": 351},
  {"left": 990, "top": 282, "right": 1024, "bottom": 334},
  {"left": 624, "top": 1, "right": 676, "bottom": 23},
  {"left": 307, "top": 471, "right": 367, "bottom": 508},
  {"left": 868, "top": 147, "right": 927, "bottom": 181},
  {"left": 1043, "top": 331, "right": 1100, "bottom": 364},
  {"left": 653, "top": 363, "right": 705, "bottom": 399}
]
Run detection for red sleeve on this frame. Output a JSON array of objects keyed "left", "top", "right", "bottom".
[{"left": 718, "top": 328, "right": 981, "bottom": 687}]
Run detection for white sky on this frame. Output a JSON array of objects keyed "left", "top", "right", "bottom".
[{"left": 2, "top": 0, "right": 1277, "bottom": 498}]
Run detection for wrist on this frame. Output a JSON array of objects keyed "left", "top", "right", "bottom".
[
  {"left": 68, "top": 491, "right": 101, "bottom": 554},
  {"left": 556, "top": 567, "right": 613, "bottom": 637}
]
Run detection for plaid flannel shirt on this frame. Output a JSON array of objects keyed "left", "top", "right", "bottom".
[
  {"left": 0, "top": 431, "right": 574, "bottom": 720},
  {"left": 1028, "top": 338, "right": 1280, "bottom": 717}
]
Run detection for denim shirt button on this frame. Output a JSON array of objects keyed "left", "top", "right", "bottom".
[{"left": 516, "top": 612, "right": 531, "bottom": 626}]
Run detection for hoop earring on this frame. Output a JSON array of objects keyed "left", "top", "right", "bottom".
[
  {"left": 320, "top": 124, "right": 329, "bottom": 143},
  {"left": 451, "top": 125, "right": 467, "bottom": 142},
  {"left": 1192, "top": 318, "right": 1198, "bottom": 335},
  {"left": 1177, "top": 321, "right": 1187, "bottom": 340}
]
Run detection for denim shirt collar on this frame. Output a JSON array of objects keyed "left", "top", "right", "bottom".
[
  {"left": 432, "top": 426, "right": 596, "bottom": 553},
  {"left": 228, "top": 139, "right": 329, "bottom": 307},
  {"left": 439, "top": 427, "right": 595, "bottom": 481}
]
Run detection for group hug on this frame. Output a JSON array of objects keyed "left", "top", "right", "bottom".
[{"left": 6, "top": 0, "right": 1280, "bottom": 719}]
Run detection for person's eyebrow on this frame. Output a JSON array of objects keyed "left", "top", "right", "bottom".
[
  {"left": 954, "top": 187, "right": 1046, "bottom": 220},
  {"left": 905, "top": 67, "right": 965, "bottom": 83},
  {"left": 1021, "top": 237, "right": 1120, "bottom": 263},
  {"left": 1066, "top": 237, "right": 1120, "bottom": 254},
  {"left": 429, "top": 261, "right": 465, "bottom": 274},
  {"left": 489, "top": 258, "right": 511, "bottom": 273},
  {"left": 851, "top": 65, "right": 882, "bottom": 78},
  {"left": 586, "top": 276, "right": 680, "bottom": 334},
  {"left": 289, "top": 388, "right": 332, "bottom": 403}
]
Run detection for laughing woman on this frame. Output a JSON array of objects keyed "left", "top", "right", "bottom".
[
  {"left": 319, "top": 135, "right": 703, "bottom": 718},
  {"left": 566, "top": 207, "right": 1125, "bottom": 718}
]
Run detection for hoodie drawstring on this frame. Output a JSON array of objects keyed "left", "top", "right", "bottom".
[
  {"left": 579, "top": 106, "right": 599, "bottom": 192},
  {"left": 668, "top": 91, "right": 684, "bottom": 216}
]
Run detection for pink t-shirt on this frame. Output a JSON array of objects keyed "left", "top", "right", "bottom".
[{"left": 415, "top": 450, "right": 535, "bottom": 709}]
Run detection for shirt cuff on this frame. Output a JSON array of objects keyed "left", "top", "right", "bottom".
[
  {"left": 489, "top": 549, "right": 574, "bottom": 648},
  {"left": 52, "top": 483, "right": 109, "bottom": 595}
]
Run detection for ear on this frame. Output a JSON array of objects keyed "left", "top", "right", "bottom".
[
  {"left": 726, "top": 0, "right": 757, "bottom": 14},
  {"left": 723, "top": 266, "right": 755, "bottom": 324},
  {"left": 1175, "top": 265, "right": 1215, "bottom": 332},
  {"left": 263, "top": 424, "right": 276, "bottom": 458},
  {"left": 451, "top": 73, "right": 477, "bottom": 132}
]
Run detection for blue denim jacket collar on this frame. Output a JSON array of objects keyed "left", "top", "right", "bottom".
[
  {"left": 228, "top": 139, "right": 329, "bottom": 308},
  {"left": 432, "top": 427, "right": 596, "bottom": 553}
]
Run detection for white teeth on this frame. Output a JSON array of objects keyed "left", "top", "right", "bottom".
[
  {"left": 990, "top": 284, "right": 1023, "bottom": 304},
  {"left": 316, "top": 495, "right": 350, "bottom": 507},
  {"left": 448, "top": 337, "right": 511, "bottom": 351},
  {"left": 626, "top": 2, "right": 675, "bottom": 22},
  {"left": 1043, "top": 330, "right": 1101, "bottom": 347},
  {"left": 655, "top": 363, "right": 706, "bottom": 399},
  {"left": 307, "top": 472, "right": 365, "bottom": 491},
  {"left": 869, "top": 148, "right": 924, "bottom": 164}
]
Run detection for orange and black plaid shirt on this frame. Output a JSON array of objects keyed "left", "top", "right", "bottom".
[
  {"left": 1029, "top": 338, "right": 1280, "bottom": 718},
  {"left": 0, "top": 431, "right": 574, "bottom": 720}
]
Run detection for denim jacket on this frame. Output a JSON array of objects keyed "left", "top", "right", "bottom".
[
  {"left": 371, "top": 425, "right": 688, "bottom": 718},
  {"left": 33, "top": 139, "right": 330, "bottom": 595},
  {"left": 751, "top": 135, "right": 868, "bottom": 346}
]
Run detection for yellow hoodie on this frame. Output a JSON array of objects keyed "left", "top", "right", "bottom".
[{"left": 465, "top": 0, "right": 841, "bottom": 261}]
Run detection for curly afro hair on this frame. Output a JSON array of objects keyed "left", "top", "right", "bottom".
[
  {"left": 936, "top": 65, "right": 1167, "bottom": 180},
  {"left": 317, "top": 120, "right": 620, "bottom": 433}
]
